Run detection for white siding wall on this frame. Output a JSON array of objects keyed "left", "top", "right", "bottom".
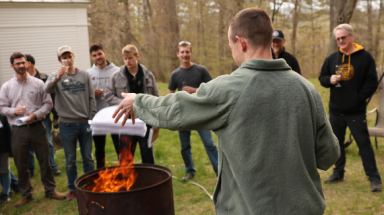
[{"left": 0, "top": 3, "right": 90, "bottom": 86}]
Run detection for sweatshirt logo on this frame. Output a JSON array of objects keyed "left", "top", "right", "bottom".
[
  {"left": 337, "top": 64, "right": 354, "bottom": 81},
  {"left": 61, "top": 79, "right": 86, "bottom": 94}
]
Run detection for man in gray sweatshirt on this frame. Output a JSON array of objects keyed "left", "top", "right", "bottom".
[
  {"left": 87, "top": 43, "right": 120, "bottom": 169},
  {"left": 44, "top": 46, "right": 96, "bottom": 201}
]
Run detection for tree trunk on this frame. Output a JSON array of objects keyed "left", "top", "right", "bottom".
[
  {"left": 373, "top": 0, "right": 383, "bottom": 60},
  {"left": 143, "top": 0, "right": 159, "bottom": 75},
  {"left": 310, "top": 0, "right": 316, "bottom": 77},
  {"left": 271, "top": 0, "right": 286, "bottom": 23},
  {"left": 327, "top": 0, "right": 358, "bottom": 56},
  {"left": 367, "top": 0, "right": 373, "bottom": 53},
  {"left": 291, "top": 0, "right": 300, "bottom": 56},
  {"left": 199, "top": 0, "right": 207, "bottom": 61},
  {"left": 330, "top": 0, "right": 335, "bottom": 33},
  {"left": 166, "top": 0, "right": 180, "bottom": 73},
  {"left": 124, "top": 0, "right": 131, "bottom": 45}
]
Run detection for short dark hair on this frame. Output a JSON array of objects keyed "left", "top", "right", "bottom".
[
  {"left": 229, "top": 8, "right": 273, "bottom": 49},
  {"left": 25, "top": 54, "right": 35, "bottom": 65},
  {"left": 90, "top": 43, "right": 104, "bottom": 54},
  {"left": 10, "top": 52, "right": 26, "bottom": 64}
]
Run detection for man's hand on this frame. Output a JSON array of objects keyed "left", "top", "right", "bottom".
[
  {"left": 56, "top": 66, "right": 68, "bottom": 80},
  {"left": 112, "top": 93, "right": 137, "bottom": 126},
  {"left": 14, "top": 107, "right": 26, "bottom": 115},
  {"left": 95, "top": 89, "right": 104, "bottom": 97},
  {"left": 182, "top": 86, "right": 197, "bottom": 94},
  {"left": 330, "top": 75, "right": 342, "bottom": 85},
  {"left": 26, "top": 112, "right": 37, "bottom": 122}
]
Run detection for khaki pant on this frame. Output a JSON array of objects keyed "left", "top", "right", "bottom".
[{"left": 12, "top": 122, "right": 56, "bottom": 198}]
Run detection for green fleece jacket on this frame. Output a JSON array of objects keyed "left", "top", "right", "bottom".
[{"left": 133, "top": 58, "right": 340, "bottom": 215}]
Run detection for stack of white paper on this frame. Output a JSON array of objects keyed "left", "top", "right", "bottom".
[
  {"left": 91, "top": 106, "right": 147, "bottom": 137},
  {"left": 15, "top": 116, "right": 29, "bottom": 126}
]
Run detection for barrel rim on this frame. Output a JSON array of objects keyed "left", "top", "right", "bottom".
[{"left": 75, "top": 164, "right": 173, "bottom": 194}]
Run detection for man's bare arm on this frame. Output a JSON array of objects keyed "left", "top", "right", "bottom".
[{"left": 168, "top": 90, "right": 175, "bottom": 94}]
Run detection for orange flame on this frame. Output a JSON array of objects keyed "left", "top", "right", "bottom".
[{"left": 89, "top": 136, "right": 137, "bottom": 192}]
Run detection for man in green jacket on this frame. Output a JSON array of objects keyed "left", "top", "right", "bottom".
[{"left": 113, "top": 8, "right": 340, "bottom": 215}]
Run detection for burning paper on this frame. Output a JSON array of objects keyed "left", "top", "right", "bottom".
[{"left": 87, "top": 136, "right": 138, "bottom": 192}]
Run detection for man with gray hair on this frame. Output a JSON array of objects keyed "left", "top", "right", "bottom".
[{"left": 319, "top": 23, "right": 382, "bottom": 192}]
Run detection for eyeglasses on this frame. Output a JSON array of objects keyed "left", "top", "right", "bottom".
[
  {"left": 335, "top": 34, "right": 351, "bottom": 42},
  {"left": 178, "top": 41, "right": 191, "bottom": 45}
]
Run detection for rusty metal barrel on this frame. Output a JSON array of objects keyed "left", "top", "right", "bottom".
[{"left": 75, "top": 164, "right": 175, "bottom": 215}]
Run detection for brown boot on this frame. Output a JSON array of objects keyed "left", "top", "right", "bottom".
[
  {"left": 14, "top": 195, "right": 34, "bottom": 207},
  {"left": 45, "top": 190, "right": 66, "bottom": 200}
]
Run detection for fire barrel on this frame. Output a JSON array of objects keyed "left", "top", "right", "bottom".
[{"left": 75, "top": 164, "right": 175, "bottom": 215}]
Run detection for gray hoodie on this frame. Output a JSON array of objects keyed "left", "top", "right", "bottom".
[{"left": 87, "top": 62, "right": 119, "bottom": 111}]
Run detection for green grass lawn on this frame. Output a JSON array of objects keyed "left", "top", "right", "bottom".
[{"left": 1, "top": 79, "right": 384, "bottom": 214}]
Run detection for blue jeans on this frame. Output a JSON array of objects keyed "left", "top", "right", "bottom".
[
  {"left": 10, "top": 170, "right": 19, "bottom": 192},
  {"left": 29, "top": 117, "right": 58, "bottom": 173},
  {"left": 59, "top": 121, "right": 94, "bottom": 191},
  {"left": 178, "top": 130, "right": 218, "bottom": 175},
  {"left": 0, "top": 172, "right": 10, "bottom": 195},
  {"left": 0, "top": 169, "right": 19, "bottom": 195}
]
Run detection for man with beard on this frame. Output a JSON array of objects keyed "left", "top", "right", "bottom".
[
  {"left": 272, "top": 30, "right": 301, "bottom": 75},
  {"left": 0, "top": 52, "right": 65, "bottom": 207},
  {"left": 25, "top": 54, "right": 61, "bottom": 177},
  {"left": 87, "top": 44, "right": 120, "bottom": 169},
  {"left": 167, "top": 41, "right": 218, "bottom": 180},
  {"left": 113, "top": 8, "right": 340, "bottom": 214}
]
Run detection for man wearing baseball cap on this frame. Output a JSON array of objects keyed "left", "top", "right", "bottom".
[
  {"left": 272, "top": 30, "right": 301, "bottom": 75},
  {"left": 44, "top": 45, "right": 96, "bottom": 201}
]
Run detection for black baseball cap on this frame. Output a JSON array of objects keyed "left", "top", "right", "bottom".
[{"left": 273, "top": 30, "right": 284, "bottom": 41}]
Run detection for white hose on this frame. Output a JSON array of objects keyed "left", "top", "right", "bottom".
[{"left": 172, "top": 176, "right": 213, "bottom": 200}]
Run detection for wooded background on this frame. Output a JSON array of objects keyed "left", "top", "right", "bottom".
[{"left": 87, "top": 0, "right": 384, "bottom": 81}]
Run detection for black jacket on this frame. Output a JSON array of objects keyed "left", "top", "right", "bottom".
[
  {"left": 276, "top": 47, "right": 301, "bottom": 75},
  {"left": 0, "top": 115, "right": 12, "bottom": 157},
  {"left": 35, "top": 69, "right": 59, "bottom": 120},
  {"left": 319, "top": 43, "right": 378, "bottom": 115}
]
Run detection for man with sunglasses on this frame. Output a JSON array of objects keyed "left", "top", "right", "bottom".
[
  {"left": 272, "top": 30, "right": 301, "bottom": 75},
  {"left": 104, "top": 44, "right": 159, "bottom": 164},
  {"left": 319, "top": 24, "right": 381, "bottom": 192},
  {"left": 167, "top": 41, "right": 219, "bottom": 181}
]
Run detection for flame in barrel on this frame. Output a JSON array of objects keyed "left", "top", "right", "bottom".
[{"left": 90, "top": 136, "right": 137, "bottom": 192}]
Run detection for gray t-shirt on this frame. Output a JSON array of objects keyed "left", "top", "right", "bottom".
[{"left": 168, "top": 64, "right": 212, "bottom": 91}]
